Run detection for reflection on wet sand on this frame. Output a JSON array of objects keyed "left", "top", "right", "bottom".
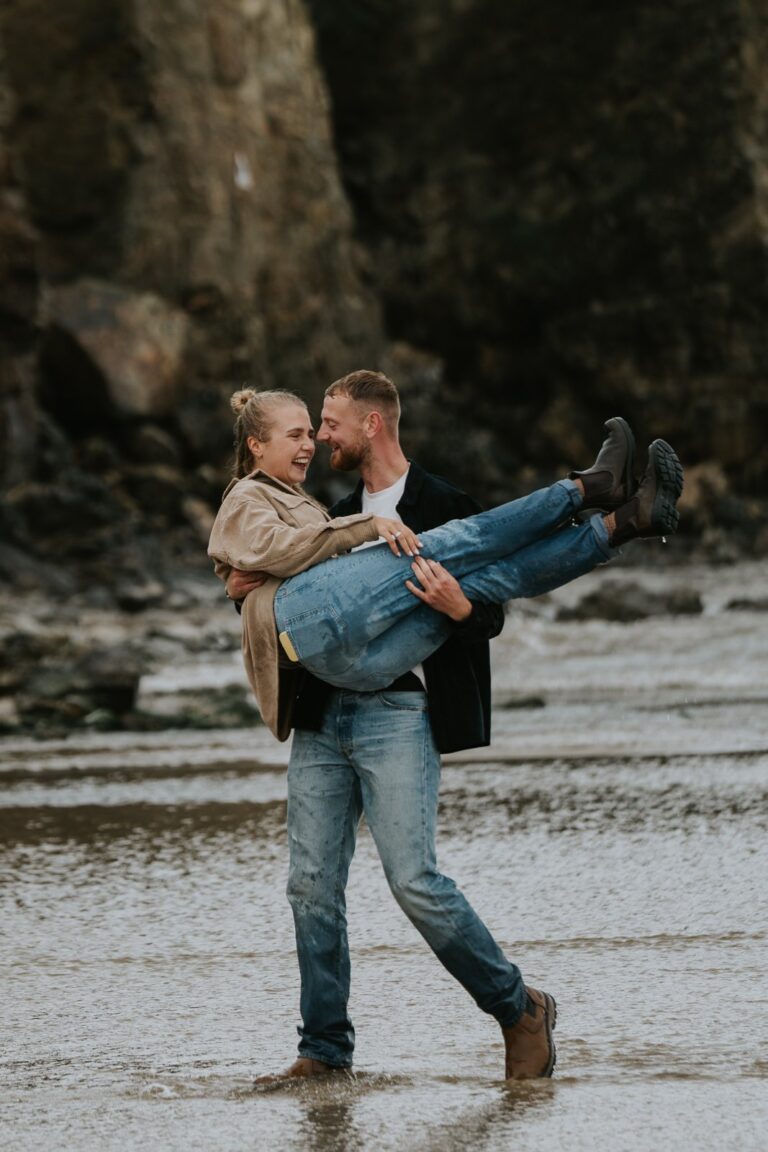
[
  {"left": 246, "top": 1072, "right": 556, "bottom": 1152},
  {"left": 0, "top": 798, "right": 286, "bottom": 846}
]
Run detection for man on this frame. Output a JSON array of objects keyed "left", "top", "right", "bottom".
[{"left": 228, "top": 370, "right": 557, "bottom": 1081}]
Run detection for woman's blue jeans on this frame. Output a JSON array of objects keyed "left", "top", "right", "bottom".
[{"left": 274, "top": 480, "right": 611, "bottom": 689}]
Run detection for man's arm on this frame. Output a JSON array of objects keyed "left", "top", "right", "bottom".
[
  {"left": 405, "top": 556, "right": 504, "bottom": 637},
  {"left": 226, "top": 569, "right": 268, "bottom": 601},
  {"left": 407, "top": 489, "right": 504, "bottom": 641},
  {"left": 450, "top": 598, "right": 505, "bottom": 640}
]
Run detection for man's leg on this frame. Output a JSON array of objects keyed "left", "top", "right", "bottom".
[
  {"left": 286, "top": 695, "right": 362, "bottom": 1068},
  {"left": 346, "top": 690, "right": 527, "bottom": 1028}
]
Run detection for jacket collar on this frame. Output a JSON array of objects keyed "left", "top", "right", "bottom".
[
  {"left": 398, "top": 460, "right": 427, "bottom": 508},
  {"left": 222, "top": 469, "right": 326, "bottom": 512},
  {"left": 243, "top": 468, "right": 303, "bottom": 496}
]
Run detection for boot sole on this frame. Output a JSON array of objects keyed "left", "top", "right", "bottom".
[
  {"left": 647, "top": 439, "right": 684, "bottom": 536},
  {"left": 609, "top": 416, "right": 637, "bottom": 506},
  {"left": 541, "top": 991, "right": 557, "bottom": 1077}
]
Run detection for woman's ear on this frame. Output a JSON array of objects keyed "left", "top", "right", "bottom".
[{"left": 247, "top": 435, "right": 262, "bottom": 459}]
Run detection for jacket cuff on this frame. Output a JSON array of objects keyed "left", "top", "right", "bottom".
[
  {"left": 451, "top": 599, "right": 504, "bottom": 641},
  {"left": 451, "top": 602, "right": 479, "bottom": 633}
]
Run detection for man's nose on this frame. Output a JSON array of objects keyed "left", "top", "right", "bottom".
[{"left": 316, "top": 426, "right": 330, "bottom": 442}]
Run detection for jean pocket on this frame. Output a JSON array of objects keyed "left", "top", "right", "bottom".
[{"left": 374, "top": 691, "right": 428, "bottom": 713}]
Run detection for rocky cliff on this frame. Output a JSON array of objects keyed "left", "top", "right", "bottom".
[
  {"left": 1, "top": 0, "right": 767, "bottom": 600},
  {"left": 0, "top": 0, "right": 384, "bottom": 595},
  {"left": 309, "top": 0, "right": 768, "bottom": 502}
]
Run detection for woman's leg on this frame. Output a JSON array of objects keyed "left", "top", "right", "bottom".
[
  {"left": 316, "top": 514, "right": 611, "bottom": 690},
  {"left": 274, "top": 481, "right": 610, "bottom": 689},
  {"left": 274, "top": 480, "right": 579, "bottom": 667}
]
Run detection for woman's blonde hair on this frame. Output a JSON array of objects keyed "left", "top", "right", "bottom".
[{"left": 230, "top": 388, "right": 307, "bottom": 478}]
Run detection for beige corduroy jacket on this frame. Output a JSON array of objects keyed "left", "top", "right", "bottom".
[{"left": 207, "top": 470, "right": 379, "bottom": 740}]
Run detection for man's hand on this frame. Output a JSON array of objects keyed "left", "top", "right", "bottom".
[
  {"left": 405, "top": 556, "right": 472, "bottom": 621},
  {"left": 226, "top": 568, "right": 268, "bottom": 601}
]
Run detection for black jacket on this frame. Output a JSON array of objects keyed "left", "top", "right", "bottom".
[{"left": 292, "top": 461, "right": 504, "bottom": 753}]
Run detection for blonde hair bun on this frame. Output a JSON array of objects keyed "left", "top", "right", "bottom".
[{"left": 230, "top": 388, "right": 257, "bottom": 416}]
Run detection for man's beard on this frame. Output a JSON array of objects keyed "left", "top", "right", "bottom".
[{"left": 330, "top": 440, "right": 369, "bottom": 472}]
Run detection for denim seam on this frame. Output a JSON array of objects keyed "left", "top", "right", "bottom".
[
  {"left": 588, "top": 511, "right": 614, "bottom": 559},
  {"left": 329, "top": 717, "right": 357, "bottom": 1041},
  {"left": 290, "top": 711, "right": 356, "bottom": 1066},
  {"left": 421, "top": 719, "right": 524, "bottom": 1022}
]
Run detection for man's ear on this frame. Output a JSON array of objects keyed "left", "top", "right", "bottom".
[{"left": 363, "top": 410, "right": 383, "bottom": 439}]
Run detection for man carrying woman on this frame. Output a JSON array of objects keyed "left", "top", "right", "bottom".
[{"left": 209, "top": 372, "right": 683, "bottom": 1081}]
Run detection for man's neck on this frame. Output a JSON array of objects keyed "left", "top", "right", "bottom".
[{"left": 360, "top": 445, "right": 410, "bottom": 494}]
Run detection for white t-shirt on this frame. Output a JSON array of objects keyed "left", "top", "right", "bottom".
[
  {"left": 357, "top": 467, "right": 425, "bottom": 686},
  {"left": 358, "top": 469, "right": 409, "bottom": 544}
]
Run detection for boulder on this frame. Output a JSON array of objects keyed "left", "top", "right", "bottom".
[
  {"left": 3, "top": 471, "right": 124, "bottom": 554},
  {"left": 125, "top": 423, "right": 182, "bottom": 466},
  {"left": 0, "top": 541, "right": 79, "bottom": 594},
  {"left": 121, "top": 463, "right": 186, "bottom": 518},
  {"left": 15, "top": 642, "right": 143, "bottom": 729},
  {"left": 114, "top": 579, "right": 167, "bottom": 613},
  {"left": 725, "top": 596, "right": 768, "bottom": 613},
  {"left": 557, "top": 580, "right": 704, "bottom": 622},
  {"left": 42, "top": 279, "right": 188, "bottom": 421},
  {"left": 0, "top": 694, "right": 20, "bottom": 732}
]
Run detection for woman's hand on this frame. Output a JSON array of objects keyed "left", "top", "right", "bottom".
[{"left": 372, "top": 517, "right": 422, "bottom": 557}]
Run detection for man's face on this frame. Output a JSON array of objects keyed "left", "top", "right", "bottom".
[{"left": 317, "top": 393, "right": 370, "bottom": 472}]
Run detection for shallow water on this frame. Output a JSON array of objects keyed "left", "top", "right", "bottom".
[{"left": 2, "top": 562, "right": 767, "bottom": 1151}]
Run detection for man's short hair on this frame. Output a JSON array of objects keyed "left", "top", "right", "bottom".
[{"left": 325, "top": 370, "right": 401, "bottom": 426}]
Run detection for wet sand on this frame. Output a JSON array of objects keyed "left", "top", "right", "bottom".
[{"left": 1, "top": 561, "right": 767, "bottom": 1150}]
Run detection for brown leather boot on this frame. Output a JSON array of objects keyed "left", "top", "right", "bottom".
[
  {"left": 501, "top": 987, "right": 557, "bottom": 1080},
  {"left": 253, "top": 1057, "right": 352, "bottom": 1086}
]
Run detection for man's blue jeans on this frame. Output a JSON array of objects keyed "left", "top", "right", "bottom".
[
  {"left": 275, "top": 480, "right": 612, "bottom": 690},
  {"left": 287, "top": 688, "right": 527, "bottom": 1067}
]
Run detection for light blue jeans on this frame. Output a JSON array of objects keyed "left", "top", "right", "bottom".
[
  {"left": 275, "top": 480, "right": 611, "bottom": 689},
  {"left": 287, "top": 687, "right": 526, "bottom": 1067}
]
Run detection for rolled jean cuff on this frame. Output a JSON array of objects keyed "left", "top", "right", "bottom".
[
  {"left": 588, "top": 511, "right": 613, "bottom": 559},
  {"left": 298, "top": 1046, "right": 353, "bottom": 1068},
  {"left": 559, "top": 477, "right": 583, "bottom": 508}
]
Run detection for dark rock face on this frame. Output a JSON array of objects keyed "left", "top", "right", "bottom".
[
  {"left": 0, "top": 0, "right": 384, "bottom": 590},
  {"left": 1, "top": 1, "right": 767, "bottom": 592},
  {"left": 308, "top": 0, "right": 768, "bottom": 497}
]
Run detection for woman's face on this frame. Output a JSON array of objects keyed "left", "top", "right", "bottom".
[{"left": 248, "top": 402, "right": 316, "bottom": 486}]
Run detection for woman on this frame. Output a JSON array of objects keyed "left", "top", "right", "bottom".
[{"left": 209, "top": 388, "right": 683, "bottom": 739}]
